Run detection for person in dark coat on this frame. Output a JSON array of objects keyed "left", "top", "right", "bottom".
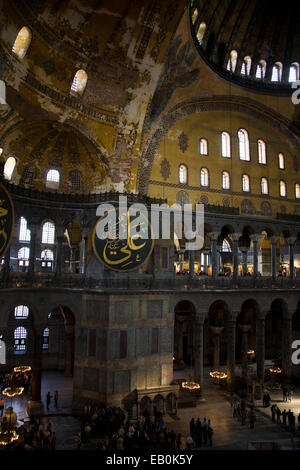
[
  {"left": 195, "top": 418, "right": 202, "bottom": 447},
  {"left": 189, "top": 417, "right": 195, "bottom": 441}
]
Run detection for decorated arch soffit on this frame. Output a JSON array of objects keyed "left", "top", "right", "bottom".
[{"left": 137, "top": 95, "right": 300, "bottom": 194}]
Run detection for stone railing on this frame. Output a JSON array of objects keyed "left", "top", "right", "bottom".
[{"left": 1, "top": 272, "right": 300, "bottom": 290}]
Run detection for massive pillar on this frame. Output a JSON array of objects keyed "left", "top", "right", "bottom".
[
  {"left": 256, "top": 317, "right": 265, "bottom": 381},
  {"left": 239, "top": 324, "right": 252, "bottom": 378},
  {"left": 209, "top": 232, "right": 219, "bottom": 279},
  {"left": 232, "top": 233, "right": 242, "bottom": 281},
  {"left": 283, "top": 317, "right": 292, "bottom": 381},
  {"left": 65, "top": 327, "right": 75, "bottom": 377},
  {"left": 27, "top": 331, "right": 44, "bottom": 417},
  {"left": 287, "top": 237, "right": 297, "bottom": 280},
  {"left": 270, "top": 236, "right": 279, "bottom": 280},
  {"left": 194, "top": 319, "right": 204, "bottom": 397},
  {"left": 177, "top": 321, "right": 183, "bottom": 362},
  {"left": 226, "top": 318, "right": 236, "bottom": 392},
  {"left": 210, "top": 326, "right": 223, "bottom": 371}
]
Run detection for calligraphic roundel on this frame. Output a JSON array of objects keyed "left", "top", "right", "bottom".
[
  {"left": 92, "top": 209, "right": 154, "bottom": 272},
  {"left": 0, "top": 184, "right": 14, "bottom": 259}
]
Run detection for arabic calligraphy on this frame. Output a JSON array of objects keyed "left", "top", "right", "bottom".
[{"left": 93, "top": 209, "right": 154, "bottom": 272}]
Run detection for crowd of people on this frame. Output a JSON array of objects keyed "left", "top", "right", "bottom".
[
  {"left": 270, "top": 404, "right": 300, "bottom": 432},
  {"left": 187, "top": 417, "right": 214, "bottom": 447},
  {"left": 232, "top": 400, "right": 256, "bottom": 428}
]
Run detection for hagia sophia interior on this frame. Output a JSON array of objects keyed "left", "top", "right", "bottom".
[{"left": 0, "top": 0, "right": 300, "bottom": 451}]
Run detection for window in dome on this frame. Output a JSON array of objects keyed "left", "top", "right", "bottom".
[
  {"left": 70, "top": 70, "right": 87, "bottom": 96},
  {"left": 241, "top": 56, "right": 251, "bottom": 75},
  {"left": 227, "top": 50, "right": 238, "bottom": 72},
  {"left": 69, "top": 170, "right": 81, "bottom": 189},
  {"left": 12, "top": 26, "right": 32, "bottom": 59},
  {"left": 280, "top": 180, "right": 286, "bottom": 197},
  {"left": 238, "top": 129, "right": 250, "bottom": 161},
  {"left": 18, "top": 247, "right": 30, "bottom": 267},
  {"left": 43, "top": 328, "right": 50, "bottom": 350},
  {"left": 4, "top": 157, "right": 16, "bottom": 180},
  {"left": 46, "top": 169, "right": 60, "bottom": 190},
  {"left": 199, "top": 138, "right": 208, "bottom": 155},
  {"left": 271, "top": 62, "right": 282, "bottom": 82},
  {"left": 21, "top": 164, "right": 36, "bottom": 185},
  {"left": 41, "top": 249, "right": 54, "bottom": 268},
  {"left": 221, "top": 131, "right": 231, "bottom": 158},
  {"left": 19, "top": 217, "right": 31, "bottom": 242},
  {"left": 14, "top": 305, "right": 29, "bottom": 319},
  {"left": 222, "top": 171, "right": 230, "bottom": 190},
  {"left": 14, "top": 327, "right": 27, "bottom": 353},
  {"left": 278, "top": 153, "right": 285, "bottom": 169},
  {"left": 200, "top": 167, "right": 209, "bottom": 187},
  {"left": 295, "top": 183, "right": 300, "bottom": 199},
  {"left": 261, "top": 177, "right": 269, "bottom": 195},
  {"left": 289, "top": 63, "right": 299, "bottom": 82},
  {"left": 42, "top": 222, "right": 55, "bottom": 244},
  {"left": 178, "top": 164, "right": 188, "bottom": 184},
  {"left": 242, "top": 174, "right": 250, "bottom": 192},
  {"left": 258, "top": 139, "right": 267, "bottom": 164},
  {"left": 196, "top": 22, "right": 206, "bottom": 44},
  {"left": 256, "top": 60, "right": 266, "bottom": 79},
  {"left": 192, "top": 8, "right": 198, "bottom": 24}
]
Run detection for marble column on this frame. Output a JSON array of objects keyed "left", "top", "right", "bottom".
[
  {"left": 283, "top": 317, "right": 292, "bottom": 381},
  {"left": 270, "top": 236, "right": 279, "bottom": 280},
  {"left": 232, "top": 233, "right": 242, "bottom": 281},
  {"left": 239, "top": 324, "right": 252, "bottom": 378},
  {"left": 27, "top": 332, "right": 44, "bottom": 417},
  {"left": 177, "top": 321, "right": 183, "bottom": 362},
  {"left": 188, "top": 248, "right": 194, "bottom": 280},
  {"left": 209, "top": 232, "right": 219, "bottom": 279},
  {"left": 256, "top": 317, "right": 265, "bottom": 382},
  {"left": 250, "top": 234, "right": 262, "bottom": 278},
  {"left": 240, "top": 246, "right": 248, "bottom": 276},
  {"left": 210, "top": 326, "right": 223, "bottom": 371},
  {"left": 287, "top": 237, "right": 297, "bottom": 280},
  {"left": 55, "top": 226, "right": 65, "bottom": 277},
  {"left": 226, "top": 319, "right": 236, "bottom": 392},
  {"left": 194, "top": 320, "right": 204, "bottom": 397}
]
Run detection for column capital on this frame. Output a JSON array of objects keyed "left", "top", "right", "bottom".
[
  {"left": 208, "top": 232, "right": 219, "bottom": 241},
  {"left": 286, "top": 237, "right": 297, "bottom": 245},
  {"left": 269, "top": 235, "right": 279, "bottom": 244},
  {"left": 232, "top": 232, "right": 242, "bottom": 241}
]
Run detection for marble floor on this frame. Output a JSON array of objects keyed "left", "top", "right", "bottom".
[{"left": 2, "top": 368, "right": 298, "bottom": 450}]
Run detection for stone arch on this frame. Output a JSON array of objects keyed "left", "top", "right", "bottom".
[
  {"left": 166, "top": 392, "right": 177, "bottom": 414},
  {"left": 140, "top": 396, "right": 152, "bottom": 416}
]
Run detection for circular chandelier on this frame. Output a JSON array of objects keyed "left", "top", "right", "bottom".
[
  {"left": 181, "top": 381, "right": 201, "bottom": 391},
  {"left": 209, "top": 371, "right": 228, "bottom": 379},
  {"left": 13, "top": 366, "right": 31, "bottom": 374},
  {"left": 247, "top": 349, "right": 255, "bottom": 355},
  {"left": 269, "top": 367, "right": 282, "bottom": 374},
  {"left": 2, "top": 386, "right": 24, "bottom": 398},
  {"left": 0, "top": 429, "right": 18, "bottom": 446}
]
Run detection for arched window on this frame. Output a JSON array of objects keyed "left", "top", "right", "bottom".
[
  {"left": 196, "top": 22, "right": 206, "bottom": 44},
  {"left": 192, "top": 8, "right": 198, "bottom": 24},
  {"left": 42, "top": 222, "right": 55, "bottom": 244},
  {"left": 178, "top": 164, "right": 188, "bottom": 184},
  {"left": 19, "top": 217, "right": 31, "bottom": 242},
  {"left": 242, "top": 174, "right": 250, "bottom": 192},
  {"left": 200, "top": 167, "right": 209, "bottom": 187},
  {"left": 261, "top": 177, "right": 269, "bottom": 195},
  {"left": 43, "top": 328, "right": 50, "bottom": 350},
  {"left": 12, "top": 26, "right": 32, "bottom": 59},
  {"left": 199, "top": 138, "right": 208, "bottom": 155},
  {"left": 18, "top": 247, "right": 29, "bottom": 267},
  {"left": 14, "top": 327, "right": 27, "bottom": 353},
  {"left": 4, "top": 157, "right": 16, "bottom": 180},
  {"left": 69, "top": 170, "right": 81, "bottom": 189},
  {"left": 295, "top": 183, "right": 300, "bottom": 199},
  {"left": 221, "top": 131, "right": 231, "bottom": 158},
  {"left": 14, "top": 305, "right": 29, "bottom": 319},
  {"left": 271, "top": 62, "right": 282, "bottom": 82},
  {"left": 280, "top": 180, "right": 287, "bottom": 197},
  {"left": 289, "top": 63, "right": 299, "bottom": 82},
  {"left": 238, "top": 129, "right": 250, "bottom": 161},
  {"left": 256, "top": 60, "right": 266, "bottom": 79},
  {"left": 257, "top": 139, "right": 267, "bottom": 164},
  {"left": 241, "top": 56, "right": 251, "bottom": 76},
  {"left": 227, "top": 50, "right": 238, "bottom": 72},
  {"left": 222, "top": 171, "right": 230, "bottom": 189},
  {"left": 70, "top": 70, "right": 88, "bottom": 96},
  {"left": 41, "top": 249, "right": 54, "bottom": 268},
  {"left": 278, "top": 153, "right": 285, "bottom": 169},
  {"left": 46, "top": 169, "right": 60, "bottom": 189},
  {"left": 222, "top": 239, "right": 231, "bottom": 252}
]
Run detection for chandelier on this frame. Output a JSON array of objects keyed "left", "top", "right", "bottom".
[
  {"left": 2, "top": 387, "right": 24, "bottom": 398},
  {"left": 209, "top": 371, "right": 228, "bottom": 380},
  {"left": 0, "top": 429, "right": 18, "bottom": 446},
  {"left": 13, "top": 366, "right": 31, "bottom": 374},
  {"left": 181, "top": 381, "right": 201, "bottom": 391},
  {"left": 269, "top": 367, "right": 282, "bottom": 374},
  {"left": 247, "top": 349, "right": 255, "bottom": 355}
]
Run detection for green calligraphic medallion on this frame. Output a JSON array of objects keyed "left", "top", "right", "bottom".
[
  {"left": 0, "top": 184, "right": 14, "bottom": 258},
  {"left": 92, "top": 209, "right": 154, "bottom": 272}
]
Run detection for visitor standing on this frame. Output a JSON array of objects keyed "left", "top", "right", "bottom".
[{"left": 46, "top": 391, "right": 52, "bottom": 410}]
